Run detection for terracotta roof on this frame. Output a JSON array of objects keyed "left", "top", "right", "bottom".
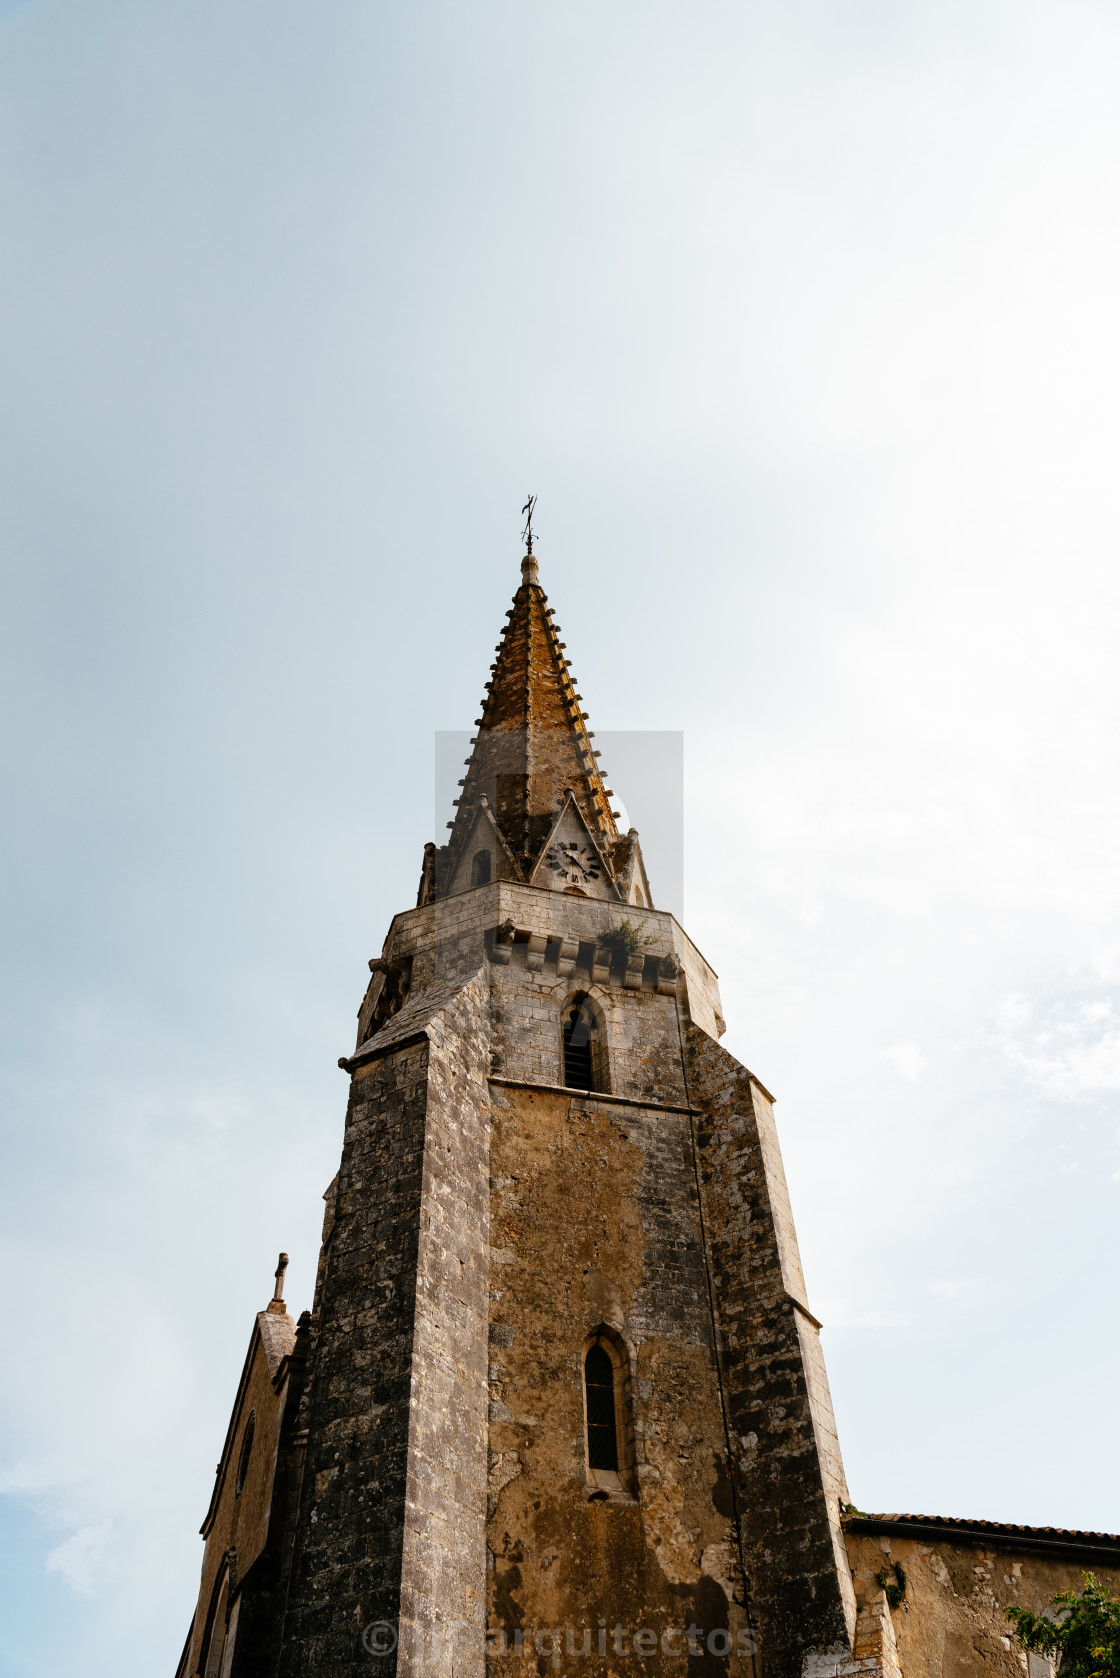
[{"left": 843, "top": 1511, "right": 1120, "bottom": 1558}]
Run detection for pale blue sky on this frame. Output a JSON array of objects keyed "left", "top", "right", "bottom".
[{"left": 3, "top": 2, "right": 1120, "bottom": 1673}]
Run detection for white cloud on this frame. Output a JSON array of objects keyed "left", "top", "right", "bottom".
[
  {"left": 825, "top": 1307, "right": 912, "bottom": 1331},
  {"left": 46, "top": 1520, "right": 116, "bottom": 1598},
  {"left": 884, "top": 1043, "right": 928, "bottom": 1084},
  {"left": 996, "top": 992, "right": 1120, "bottom": 1099},
  {"left": 927, "top": 1279, "right": 986, "bottom": 1305}
]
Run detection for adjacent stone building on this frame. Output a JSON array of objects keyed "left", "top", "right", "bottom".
[{"left": 174, "top": 545, "right": 1119, "bottom": 1678}]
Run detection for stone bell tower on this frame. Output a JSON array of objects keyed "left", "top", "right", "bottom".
[{"left": 178, "top": 542, "right": 858, "bottom": 1678}]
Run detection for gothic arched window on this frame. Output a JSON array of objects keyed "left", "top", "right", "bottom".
[
  {"left": 582, "top": 1332, "right": 633, "bottom": 1496},
  {"left": 584, "top": 1344, "right": 618, "bottom": 1471},
  {"left": 198, "top": 1557, "right": 234, "bottom": 1678},
  {"left": 471, "top": 850, "right": 491, "bottom": 887},
  {"left": 562, "top": 995, "right": 607, "bottom": 1091}
]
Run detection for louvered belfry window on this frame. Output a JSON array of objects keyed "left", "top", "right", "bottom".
[
  {"left": 563, "top": 999, "right": 595, "bottom": 1089},
  {"left": 584, "top": 1344, "right": 619, "bottom": 1471}
]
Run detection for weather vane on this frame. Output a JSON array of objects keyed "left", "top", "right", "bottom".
[{"left": 521, "top": 494, "right": 537, "bottom": 555}]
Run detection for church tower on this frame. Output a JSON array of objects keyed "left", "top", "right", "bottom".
[{"left": 176, "top": 541, "right": 857, "bottom": 1678}]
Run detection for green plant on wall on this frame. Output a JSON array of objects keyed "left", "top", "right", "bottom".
[
  {"left": 599, "top": 918, "right": 655, "bottom": 962},
  {"left": 875, "top": 1563, "right": 907, "bottom": 1610},
  {"left": 1007, "top": 1574, "right": 1120, "bottom": 1678}
]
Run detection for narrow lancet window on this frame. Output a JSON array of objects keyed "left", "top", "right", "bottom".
[
  {"left": 471, "top": 850, "right": 492, "bottom": 887},
  {"left": 584, "top": 1344, "right": 619, "bottom": 1472},
  {"left": 563, "top": 998, "right": 596, "bottom": 1089}
]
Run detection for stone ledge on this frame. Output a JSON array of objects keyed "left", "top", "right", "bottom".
[
  {"left": 339, "top": 1030, "right": 428, "bottom": 1075},
  {"left": 788, "top": 1293, "right": 824, "bottom": 1332},
  {"left": 487, "top": 1075, "right": 696, "bottom": 1116}
]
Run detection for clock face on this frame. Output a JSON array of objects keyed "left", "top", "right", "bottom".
[{"left": 546, "top": 840, "right": 601, "bottom": 886}]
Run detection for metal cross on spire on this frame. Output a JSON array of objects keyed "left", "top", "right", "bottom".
[{"left": 521, "top": 494, "right": 537, "bottom": 555}]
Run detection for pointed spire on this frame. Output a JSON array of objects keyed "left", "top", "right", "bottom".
[{"left": 436, "top": 543, "right": 622, "bottom": 895}]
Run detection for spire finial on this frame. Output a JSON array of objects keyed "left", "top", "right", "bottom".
[
  {"left": 520, "top": 495, "right": 540, "bottom": 582},
  {"left": 521, "top": 493, "right": 537, "bottom": 555},
  {"left": 268, "top": 1251, "right": 289, "bottom": 1314}
]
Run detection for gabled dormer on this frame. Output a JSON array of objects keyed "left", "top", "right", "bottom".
[
  {"left": 528, "top": 789, "right": 620, "bottom": 900},
  {"left": 444, "top": 798, "right": 525, "bottom": 896}
]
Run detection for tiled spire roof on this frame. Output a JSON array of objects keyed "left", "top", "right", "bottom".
[{"left": 439, "top": 552, "right": 620, "bottom": 888}]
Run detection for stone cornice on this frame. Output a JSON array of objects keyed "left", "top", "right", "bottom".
[{"left": 487, "top": 1074, "right": 696, "bottom": 1116}]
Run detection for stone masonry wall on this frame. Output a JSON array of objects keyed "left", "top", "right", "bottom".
[
  {"left": 488, "top": 945, "right": 687, "bottom": 1100},
  {"left": 277, "top": 973, "right": 493, "bottom": 1678},
  {"left": 372, "top": 883, "right": 724, "bottom": 1051},
  {"left": 185, "top": 1320, "right": 298, "bottom": 1677},
  {"left": 486, "top": 1082, "right": 753, "bottom": 1678},
  {"left": 271, "top": 876, "right": 856, "bottom": 1678},
  {"left": 683, "top": 1024, "right": 856, "bottom": 1678},
  {"left": 843, "top": 1529, "right": 1120, "bottom": 1678},
  {"left": 398, "top": 974, "right": 492, "bottom": 1678},
  {"left": 229, "top": 1320, "right": 311, "bottom": 1678},
  {"left": 477, "top": 920, "right": 856, "bottom": 1678},
  {"left": 277, "top": 1036, "right": 433, "bottom": 1676}
]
